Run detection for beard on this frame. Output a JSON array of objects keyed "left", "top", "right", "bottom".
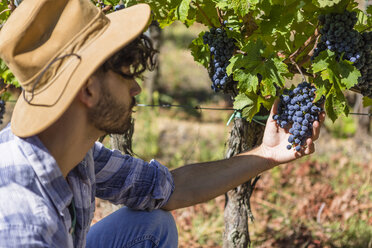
[{"left": 87, "top": 85, "right": 135, "bottom": 135}]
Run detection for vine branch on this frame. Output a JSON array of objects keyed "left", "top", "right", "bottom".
[
  {"left": 284, "top": 27, "right": 320, "bottom": 64},
  {"left": 193, "top": 1, "right": 215, "bottom": 27}
]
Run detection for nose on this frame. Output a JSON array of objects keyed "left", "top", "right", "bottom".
[{"left": 130, "top": 80, "right": 142, "bottom": 97}]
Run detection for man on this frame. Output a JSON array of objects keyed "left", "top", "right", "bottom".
[{"left": 0, "top": 0, "right": 324, "bottom": 247}]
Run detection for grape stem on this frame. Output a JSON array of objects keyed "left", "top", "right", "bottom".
[
  {"left": 360, "top": 25, "right": 372, "bottom": 32},
  {"left": 0, "top": 83, "right": 10, "bottom": 96},
  {"left": 235, "top": 50, "right": 246, "bottom": 55},
  {"left": 193, "top": 1, "right": 215, "bottom": 28},
  {"left": 288, "top": 64, "right": 314, "bottom": 78},
  {"left": 216, "top": 7, "right": 224, "bottom": 26},
  {"left": 290, "top": 58, "right": 306, "bottom": 81},
  {"left": 284, "top": 27, "right": 320, "bottom": 64},
  {"left": 0, "top": 9, "right": 10, "bottom": 16}
]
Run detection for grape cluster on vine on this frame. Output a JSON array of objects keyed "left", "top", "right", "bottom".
[
  {"left": 202, "top": 26, "right": 236, "bottom": 92},
  {"left": 357, "top": 31, "right": 372, "bottom": 97},
  {"left": 313, "top": 11, "right": 372, "bottom": 98},
  {"left": 314, "top": 11, "right": 360, "bottom": 62},
  {"left": 273, "top": 82, "right": 323, "bottom": 152},
  {"left": 114, "top": 4, "right": 125, "bottom": 11},
  {"left": 0, "top": 100, "right": 5, "bottom": 125}
]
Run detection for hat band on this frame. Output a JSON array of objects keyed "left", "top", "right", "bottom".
[
  {"left": 21, "top": 10, "right": 109, "bottom": 93},
  {"left": 22, "top": 53, "right": 82, "bottom": 107}
]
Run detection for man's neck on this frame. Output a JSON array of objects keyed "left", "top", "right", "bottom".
[{"left": 37, "top": 101, "right": 102, "bottom": 178}]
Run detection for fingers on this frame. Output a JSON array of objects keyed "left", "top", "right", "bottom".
[
  {"left": 265, "top": 99, "right": 281, "bottom": 134},
  {"left": 304, "top": 139, "right": 315, "bottom": 155},
  {"left": 312, "top": 111, "right": 326, "bottom": 140},
  {"left": 270, "top": 99, "right": 279, "bottom": 116}
]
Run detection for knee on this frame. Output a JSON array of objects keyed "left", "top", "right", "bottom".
[
  {"left": 87, "top": 207, "right": 178, "bottom": 248},
  {"left": 117, "top": 207, "right": 178, "bottom": 247},
  {"left": 149, "top": 209, "right": 178, "bottom": 237}
]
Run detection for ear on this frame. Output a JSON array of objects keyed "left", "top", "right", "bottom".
[{"left": 77, "top": 75, "right": 101, "bottom": 108}]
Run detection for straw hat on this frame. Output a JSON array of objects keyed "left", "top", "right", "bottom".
[{"left": 0, "top": 0, "right": 151, "bottom": 137}]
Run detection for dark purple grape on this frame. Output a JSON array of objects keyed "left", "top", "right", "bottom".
[{"left": 273, "top": 82, "right": 323, "bottom": 151}]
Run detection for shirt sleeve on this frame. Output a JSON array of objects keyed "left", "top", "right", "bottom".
[
  {"left": 0, "top": 224, "right": 51, "bottom": 247},
  {"left": 92, "top": 142, "right": 175, "bottom": 211}
]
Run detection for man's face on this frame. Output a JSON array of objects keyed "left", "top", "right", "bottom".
[{"left": 87, "top": 69, "right": 141, "bottom": 134}]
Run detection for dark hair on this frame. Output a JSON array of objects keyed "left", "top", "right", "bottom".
[{"left": 100, "top": 34, "right": 157, "bottom": 78}]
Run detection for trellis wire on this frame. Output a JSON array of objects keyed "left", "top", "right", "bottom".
[
  {"left": 136, "top": 103, "right": 372, "bottom": 117},
  {"left": 2, "top": 100, "right": 372, "bottom": 118}
]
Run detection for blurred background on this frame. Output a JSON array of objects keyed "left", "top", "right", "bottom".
[{"left": 1, "top": 10, "right": 372, "bottom": 248}]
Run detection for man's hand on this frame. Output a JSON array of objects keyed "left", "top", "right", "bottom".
[{"left": 257, "top": 100, "right": 325, "bottom": 167}]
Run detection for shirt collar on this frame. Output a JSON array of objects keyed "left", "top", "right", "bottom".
[{"left": 16, "top": 133, "right": 73, "bottom": 215}]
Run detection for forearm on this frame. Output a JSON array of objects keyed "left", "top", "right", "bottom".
[{"left": 162, "top": 146, "right": 276, "bottom": 211}]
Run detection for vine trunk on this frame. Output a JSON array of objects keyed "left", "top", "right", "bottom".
[{"left": 223, "top": 117, "right": 265, "bottom": 247}]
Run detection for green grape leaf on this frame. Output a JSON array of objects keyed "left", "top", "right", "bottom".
[
  {"left": 325, "top": 82, "right": 349, "bottom": 122},
  {"left": 233, "top": 70, "right": 259, "bottom": 93},
  {"left": 337, "top": 59, "right": 360, "bottom": 89},
  {"left": 215, "top": 1, "right": 229, "bottom": 10},
  {"left": 234, "top": 93, "right": 254, "bottom": 110},
  {"left": 233, "top": 93, "right": 262, "bottom": 120},
  {"left": 129, "top": 0, "right": 182, "bottom": 28},
  {"left": 312, "top": 0, "right": 341, "bottom": 8},
  {"left": 189, "top": 33, "right": 210, "bottom": 68},
  {"left": 0, "top": 59, "right": 19, "bottom": 87},
  {"left": 362, "top": 97, "right": 372, "bottom": 107},
  {"left": 311, "top": 50, "right": 355, "bottom": 120},
  {"left": 311, "top": 50, "right": 359, "bottom": 90},
  {"left": 216, "top": 0, "right": 259, "bottom": 16},
  {"left": 0, "top": 1, "right": 11, "bottom": 20},
  {"left": 368, "top": 5, "right": 372, "bottom": 15},
  {"left": 367, "top": 5, "right": 372, "bottom": 26},
  {"left": 104, "top": 0, "right": 120, "bottom": 6},
  {"left": 175, "top": 0, "right": 191, "bottom": 22},
  {"left": 312, "top": 76, "right": 330, "bottom": 102},
  {"left": 229, "top": 40, "right": 287, "bottom": 97},
  {"left": 229, "top": 0, "right": 253, "bottom": 17},
  {"left": 261, "top": 95, "right": 275, "bottom": 111},
  {"left": 194, "top": 0, "right": 220, "bottom": 27}
]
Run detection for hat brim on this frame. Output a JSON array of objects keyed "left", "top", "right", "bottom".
[{"left": 11, "top": 4, "right": 151, "bottom": 137}]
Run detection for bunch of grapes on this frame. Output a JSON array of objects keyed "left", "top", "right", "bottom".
[
  {"left": 273, "top": 82, "right": 323, "bottom": 152},
  {"left": 313, "top": 11, "right": 362, "bottom": 63},
  {"left": 0, "top": 100, "right": 5, "bottom": 125},
  {"left": 313, "top": 11, "right": 372, "bottom": 98},
  {"left": 202, "top": 27, "right": 236, "bottom": 92},
  {"left": 356, "top": 31, "right": 372, "bottom": 98}
]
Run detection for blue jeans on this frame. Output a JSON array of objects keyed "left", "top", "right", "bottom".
[{"left": 86, "top": 207, "right": 178, "bottom": 248}]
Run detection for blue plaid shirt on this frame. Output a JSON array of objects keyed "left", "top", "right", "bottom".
[{"left": 0, "top": 125, "right": 174, "bottom": 247}]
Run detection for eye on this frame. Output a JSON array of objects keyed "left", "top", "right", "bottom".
[{"left": 116, "top": 71, "right": 135, "bottom": 80}]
